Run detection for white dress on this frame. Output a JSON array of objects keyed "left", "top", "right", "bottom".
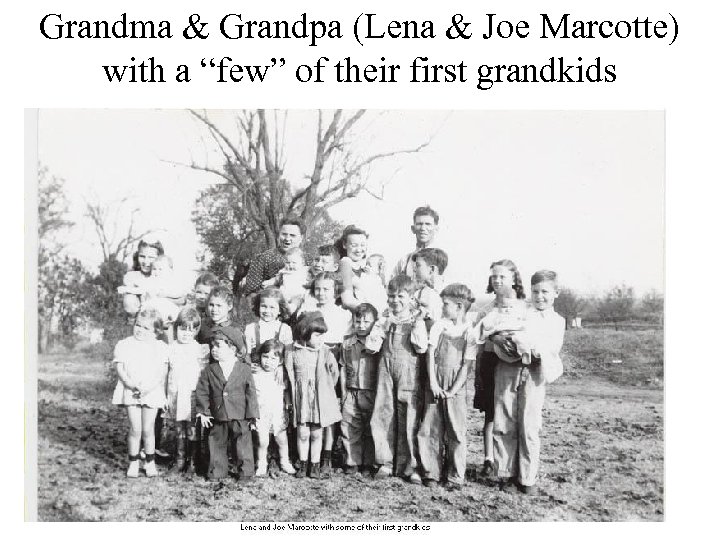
[
  {"left": 111, "top": 337, "right": 169, "bottom": 408},
  {"left": 253, "top": 367, "right": 288, "bottom": 435},
  {"left": 167, "top": 342, "right": 209, "bottom": 421}
]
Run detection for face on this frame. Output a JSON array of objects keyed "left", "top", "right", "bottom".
[
  {"left": 308, "top": 331, "right": 325, "bottom": 349},
  {"left": 441, "top": 298, "right": 463, "bottom": 321},
  {"left": 151, "top": 259, "right": 169, "bottom": 278},
  {"left": 490, "top": 265, "right": 515, "bottom": 297},
  {"left": 258, "top": 297, "right": 280, "bottom": 322},
  {"left": 531, "top": 281, "right": 559, "bottom": 311},
  {"left": 260, "top": 350, "right": 281, "bottom": 372},
  {"left": 388, "top": 289, "right": 412, "bottom": 316},
  {"left": 277, "top": 224, "right": 303, "bottom": 253},
  {"left": 176, "top": 323, "right": 199, "bottom": 344},
  {"left": 284, "top": 253, "right": 304, "bottom": 272},
  {"left": 366, "top": 256, "right": 382, "bottom": 274},
  {"left": 353, "top": 313, "right": 376, "bottom": 337},
  {"left": 344, "top": 233, "right": 368, "bottom": 262},
  {"left": 194, "top": 284, "right": 214, "bottom": 309},
  {"left": 311, "top": 255, "right": 338, "bottom": 275},
  {"left": 411, "top": 215, "right": 438, "bottom": 247},
  {"left": 212, "top": 338, "right": 236, "bottom": 363},
  {"left": 207, "top": 295, "right": 231, "bottom": 324},
  {"left": 413, "top": 257, "right": 434, "bottom": 284},
  {"left": 313, "top": 279, "right": 336, "bottom": 307},
  {"left": 133, "top": 317, "right": 156, "bottom": 341},
  {"left": 137, "top": 246, "right": 159, "bottom": 275}
]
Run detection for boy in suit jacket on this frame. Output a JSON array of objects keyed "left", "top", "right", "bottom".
[{"left": 196, "top": 326, "right": 259, "bottom": 480}]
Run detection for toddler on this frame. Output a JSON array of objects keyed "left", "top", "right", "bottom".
[
  {"left": 310, "top": 244, "right": 340, "bottom": 277},
  {"left": 418, "top": 283, "right": 477, "bottom": 489},
  {"left": 284, "top": 311, "right": 342, "bottom": 479},
  {"left": 196, "top": 326, "right": 258, "bottom": 480},
  {"left": 266, "top": 247, "right": 309, "bottom": 313},
  {"left": 197, "top": 285, "right": 239, "bottom": 346},
  {"left": 245, "top": 287, "right": 294, "bottom": 368},
  {"left": 253, "top": 339, "right": 295, "bottom": 476},
  {"left": 167, "top": 307, "right": 209, "bottom": 474},
  {"left": 111, "top": 307, "right": 169, "bottom": 477},
  {"left": 336, "top": 225, "right": 387, "bottom": 313},
  {"left": 193, "top": 272, "right": 221, "bottom": 318},
  {"left": 339, "top": 303, "right": 381, "bottom": 476},
  {"left": 366, "top": 254, "right": 387, "bottom": 289}
]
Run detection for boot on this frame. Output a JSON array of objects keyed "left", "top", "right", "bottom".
[
  {"left": 171, "top": 435, "right": 187, "bottom": 474},
  {"left": 309, "top": 462, "right": 321, "bottom": 479},
  {"left": 186, "top": 441, "right": 199, "bottom": 476},
  {"left": 320, "top": 450, "right": 332, "bottom": 476},
  {"left": 295, "top": 460, "right": 308, "bottom": 479}
]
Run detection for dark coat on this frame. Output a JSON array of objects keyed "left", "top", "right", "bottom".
[{"left": 196, "top": 361, "right": 259, "bottom": 421}]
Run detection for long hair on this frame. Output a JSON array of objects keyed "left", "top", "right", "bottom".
[{"left": 486, "top": 259, "right": 525, "bottom": 299}]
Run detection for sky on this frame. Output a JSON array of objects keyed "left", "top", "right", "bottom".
[{"left": 35, "top": 109, "right": 664, "bottom": 297}]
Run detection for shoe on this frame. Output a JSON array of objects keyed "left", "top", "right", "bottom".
[
  {"left": 360, "top": 467, "right": 372, "bottom": 478},
  {"left": 279, "top": 460, "right": 296, "bottom": 475},
  {"left": 423, "top": 478, "right": 438, "bottom": 488},
  {"left": 445, "top": 481, "right": 463, "bottom": 492},
  {"left": 408, "top": 472, "right": 422, "bottom": 485},
  {"left": 309, "top": 462, "right": 321, "bottom": 479},
  {"left": 144, "top": 460, "right": 158, "bottom": 477},
  {"left": 295, "top": 461, "right": 308, "bottom": 479},
  {"left": 256, "top": 459, "right": 268, "bottom": 477},
  {"left": 344, "top": 465, "right": 358, "bottom": 475},
  {"left": 480, "top": 460, "right": 494, "bottom": 477},
  {"left": 520, "top": 484, "right": 539, "bottom": 496},
  {"left": 374, "top": 465, "right": 392, "bottom": 479},
  {"left": 500, "top": 478, "right": 519, "bottom": 493},
  {"left": 155, "top": 448, "right": 171, "bottom": 459},
  {"left": 126, "top": 460, "right": 140, "bottom": 478},
  {"left": 320, "top": 451, "right": 332, "bottom": 476}
]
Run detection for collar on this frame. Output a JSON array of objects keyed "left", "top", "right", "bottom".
[{"left": 293, "top": 343, "right": 321, "bottom": 352}]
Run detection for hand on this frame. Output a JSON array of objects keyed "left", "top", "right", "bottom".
[
  {"left": 444, "top": 389, "right": 455, "bottom": 399},
  {"left": 199, "top": 414, "right": 214, "bottom": 429},
  {"left": 249, "top": 418, "right": 257, "bottom": 431},
  {"left": 430, "top": 383, "right": 443, "bottom": 400}
]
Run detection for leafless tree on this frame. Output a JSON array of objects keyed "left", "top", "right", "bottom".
[{"left": 183, "top": 109, "right": 432, "bottom": 248}]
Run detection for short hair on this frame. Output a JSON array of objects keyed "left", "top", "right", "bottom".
[
  {"left": 208, "top": 285, "right": 234, "bottom": 306},
  {"left": 293, "top": 311, "right": 328, "bottom": 342},
  {"left": 310, "top": 271, "right": 342, "bottom": 299},
  {"left": 252, "top": 287, "right": 291, "bottom": 321},
  {"left": 315, "top": 244, "right": 340, "bottom": 263},
  {"left": 387, "top": 274, "right": 416, "bottom": 296},
  {"left": 353, "top": 303, "right": 378, "bottom": 321},
  {"left": 486, "top": 259, "right": 526, "bottom": 299},
  {"left": 413, "top": 206, "right": 439, "bottom": 225},
  {"left": 531, "top": 269, "right": 559, "bottom": 288},
  {"left": 175, "top": 306, "right": 202, "bottom": 329},
  {"left": 195, "top": 272, "right": 220, "bottom": 288},
  {"left": 334, "top": 225, "right": 369, "bottom": 259},
  {"left": 132, "top": 239, "right": 164, "bottom": 271},
  {"left": 412, "top": 248, "right": 448, "bottom": 275},
  {"left": 440, "top": 283, "right": 475, "bottom": 312},
  {"left": 280, "top": 216, "right": 306, "bottom": 236},
  {"left": 135, "top": 307, "right": 165, "bottom": 338},
  {"left": 152, "top": 254, "right": 173, "bottom": 269},
  {"left": 257, "top": 338, "right": 285, "bottom": 358}
]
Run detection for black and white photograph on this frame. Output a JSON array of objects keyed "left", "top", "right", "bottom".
[{"left": 30, "top": 109, "right": 664, "bottom": 521}]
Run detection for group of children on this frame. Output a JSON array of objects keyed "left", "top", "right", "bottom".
[{"left": 112, "top": 229, "right": 565, "bottom": 495}]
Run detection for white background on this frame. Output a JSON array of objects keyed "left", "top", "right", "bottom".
[{"left": 12, "top": 0, "right": 720, "bottom": 534}]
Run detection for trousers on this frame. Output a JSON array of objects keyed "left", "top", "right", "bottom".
[
  {"left": 341, "top": 389, "right": 375, "bottom": 467},
  {"left": 493, "top": 362, "right": 545, "bottom": 486},
  {"left": 207, "top": 419, "right": 254, "bottom": 479}
]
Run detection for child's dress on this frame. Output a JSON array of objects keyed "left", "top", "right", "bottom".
[
  {"left": 417, "top": 319, "right": 477, "bottom": 485},
  {"left": 285, "top": 344, "right": 341, "bottom": 427},
  {"left": 253, "top": 366, "right": 290, "bottom": 436},
  {"left": 167, "top": 342, "right": 209, "bottom": 423},
  {"left": 111, "top": 337, "right": 169, "bottom": 409}
]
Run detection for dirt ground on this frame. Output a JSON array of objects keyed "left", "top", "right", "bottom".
[{"left": 35, "top": 330, "right": 663, "bottom": 522}]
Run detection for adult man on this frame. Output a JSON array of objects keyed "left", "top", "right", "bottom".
[
  {"left": 243, "top": 217, "right": 305, "bottom": 296},
  {"left": 392, "top": 206, "right": 441, "bottom": 281}
]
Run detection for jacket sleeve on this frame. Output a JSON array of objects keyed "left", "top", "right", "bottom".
[
  {"left": 244, "top": 366, "right": 259, "bottom": 419},
  {"left": 325, "top": 347, "right": 340, "bottom": 385},
  {"left": 243, "top": 254, "right": 266, "bottom": 296},
  {"left": 195, "top": 367, "right": 211, "bottom": 417}
]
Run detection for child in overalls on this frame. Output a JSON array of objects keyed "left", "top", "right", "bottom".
[
  {"left": 339, "top": 303, "right": 381, "bottom": 476},
  {"left": 417, "top": 283, "right": 477, "bottom": 489},
  {"left": 369, "top": 274, "right": 428, "bottom": 484}
]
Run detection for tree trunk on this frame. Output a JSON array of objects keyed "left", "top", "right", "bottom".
[{"left": 38, "top": 317, "right": 50, "bottom": 353}]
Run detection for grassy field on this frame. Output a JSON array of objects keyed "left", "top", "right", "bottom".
[{"left": 35, "top": 328, "right": 663, "bottom": 521}]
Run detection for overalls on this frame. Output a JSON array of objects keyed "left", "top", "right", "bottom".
[
  {"left": 249, "top": 322, "right": 282, "bottom": 366},
  {"left": 370, "top": 321, "right": 423, "bottom": 476},
  {"left": 341, "top": 340, "right": 379, "bottom": 467},
  {"left": 493, "top": 359, "right": 545, "bottom": 486},
  {"left": 417, "top": 331, "right": 468, "bottom": 484}
]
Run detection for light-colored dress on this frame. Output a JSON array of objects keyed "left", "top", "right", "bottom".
[
  {"left": 253, "top": 367, "right": 288, "bottom": 435},
  {"left": 111, "top": 337, "right": 169, "bottom": 408},
  {"left": 167, "top": 342, "right": 209, "bottom": 421}
]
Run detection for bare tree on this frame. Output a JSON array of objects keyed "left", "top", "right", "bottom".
[{"left": 183, "top": 109, "right": 432, "bottom": 248}]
